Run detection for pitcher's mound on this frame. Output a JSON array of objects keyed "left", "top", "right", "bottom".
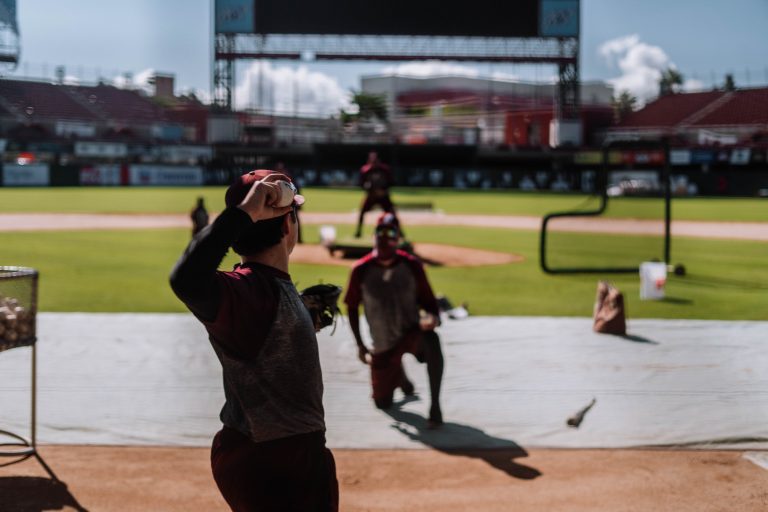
[{"left": 292, "top": 243, "right": 523, "bottom": 267}]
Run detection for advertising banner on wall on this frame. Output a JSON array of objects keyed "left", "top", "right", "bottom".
[
  {"left": 729, "top": 148, "right": 751, "bottom": 165},
  {"left": 75, "top": 142, "right": 128, "bottom": 159},
  {"left": 129, "top": 165, "right": 204, "bottom": 186},
  {"left": 215, "top": 0, "right": 254, "bottom": 33},
  {"left": 158, "top": 145, "right": 214, "bottom": 164},
  {"left": 690, "top": 149, "right": 714, "bottom": 165},
  {"left": 2, "top": 164, "right": 49, "bottom": 186},
  {"left": 79, "top": 165, "right": 122, "bottom": 186},
  {"left": 574, "top": 151, "right": 602, "bottom": 165},
  {"left": 669, "top": 149, "right": 692, "bottom": 166}
]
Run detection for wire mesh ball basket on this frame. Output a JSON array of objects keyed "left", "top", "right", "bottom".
[{"left": 0, "top": 266, "right": 38, "bottom": 353}]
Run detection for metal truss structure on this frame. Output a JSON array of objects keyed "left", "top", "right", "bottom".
[{"left": 213, "top": 33, "right": 579, "bottom": 116}]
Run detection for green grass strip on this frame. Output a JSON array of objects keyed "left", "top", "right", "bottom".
[
  {"left": 1, "top": 226, "right": 765, "bottom": 319},
  {"left": 0, "top": 187, "right": 765, "bottom": 222}
]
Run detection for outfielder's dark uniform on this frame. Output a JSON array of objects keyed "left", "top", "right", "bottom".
[
  {"left": 360, "top": 160, "right": 394, "bottom": 213},
  {"left": 170, "top": 207, "right": 338, "bottom": 512},
  {"left": 355, "top": 160, "right": 395, "bottom": 237}
]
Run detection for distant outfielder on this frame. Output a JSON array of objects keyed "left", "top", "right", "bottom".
[
  {"left": 354, "top": 151, "right": 398, "bottom": 238},
  {"left": 190, "top": 196, "right": 209, "bottom": 237}
]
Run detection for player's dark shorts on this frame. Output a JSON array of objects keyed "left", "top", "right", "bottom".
[
  {"left": 370, "top": 330, "right": 438, "bottom": 403},
  {"left": 360, "top": 190, "right": 394, "bottom": 213},
  {"left": 211, "top": 426, "right": 339, "bottom": 512}
]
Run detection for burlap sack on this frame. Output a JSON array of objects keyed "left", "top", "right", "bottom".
[{"left": 593, "top": 281, "right": 627, "bottom": 335}]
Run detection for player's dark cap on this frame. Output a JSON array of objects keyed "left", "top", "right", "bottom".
[
  {"left": 376, "top": 212, "right": 399, "bottom": 228},
  {"left": 225, "top": 169, "right": 304, "bottom": 208},
  {"left": 375, "top": 212, "right": 400, "bottom": 238}
]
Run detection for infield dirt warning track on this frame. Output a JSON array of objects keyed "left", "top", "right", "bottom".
[{"left": 0, "top": 211, "right": 766, "bottom": 241}]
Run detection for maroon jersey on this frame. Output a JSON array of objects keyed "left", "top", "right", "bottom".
[
  {"left": 344, "top": 250, "right": 439, "bottom": 354},
  {"left": 360, "top": 161, "right": 392, "bottom": 193}
]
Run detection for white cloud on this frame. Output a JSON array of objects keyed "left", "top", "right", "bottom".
[
  {"left": 112, "top": 68, "right": 154, "bottom": 94},
  {"left": 379, "top": 61, "right": 535, "bottom": 83},
  {"left": 490, "top": 71, "right": 522, "bottom": 82},
  {"left": 235, "top": 61, "right": 351, "bottom": 116},
  {"left": 598, "top": 35, "right": 679, "bottom": 104},
  {"left": 598, "top": 35, "right": 640, "bottom": 67},
  {"left": 179, "top": 86, "right": 211, "bottom": 104},
  {"left": 380, "top": 60, "right": 481, "bottom": 78},
  {"left": 682, "top": 78, "right": 704, "bottom": 92}
]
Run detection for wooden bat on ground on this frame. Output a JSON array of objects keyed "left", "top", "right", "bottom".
[{"left": 567, "top": 398, "right": 596, "bottom": 428}]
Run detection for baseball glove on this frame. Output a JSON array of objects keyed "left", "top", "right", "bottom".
[{"left": 300, "top": 283, "right": 343, "bottom": 333}]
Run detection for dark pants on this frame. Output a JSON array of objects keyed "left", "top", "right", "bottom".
[
  {"left": 370, "top": 330, "right": 442, "bottom": 410},
  {"left": 211, "top": 427, "right": 339, "bottom": 512},
  {"left": 355, "top": 191, "right": 396, "bottom": 236}
]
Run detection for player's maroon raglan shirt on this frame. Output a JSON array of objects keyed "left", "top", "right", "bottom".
[
  {"left": 169, "top": 207, "right": 325, "bottom": 440},
  {"left": 344, "top": 249, "right": 439, "bottom": 354},
  {"left": 170, "top": 203, "right": 338, "bottom": 512},
  {"left": 360, "top": 160, "right": 393, "bottom": 191}
]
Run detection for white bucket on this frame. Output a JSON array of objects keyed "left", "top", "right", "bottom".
[{"left": 639, "top": 262, "right": 667, "bottom": 300}]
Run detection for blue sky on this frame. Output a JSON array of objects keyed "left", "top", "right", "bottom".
[{"left": 10, "top": 0, "right": 768, "bottom": 112}]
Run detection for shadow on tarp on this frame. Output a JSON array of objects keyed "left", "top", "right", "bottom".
[
  {"left": 616, "top": 333, "right": 660, "bottom": 345},
  {"left": 0, "top": 452, "right": 88, "bottom": 512},
  {"left": 384, "top": 403, "right": 541, "bottom": 480}
]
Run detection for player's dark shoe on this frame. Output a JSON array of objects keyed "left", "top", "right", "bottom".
[{"left": 427, "top": 405, "right": 443, "bottom": 429}]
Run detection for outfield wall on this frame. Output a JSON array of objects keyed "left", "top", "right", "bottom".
[
  {"left": 0, "top": 163, "right": 205, "bottom": 187},
  {"left": 1, "top": 152, "right": 766, "bottom": 197}
]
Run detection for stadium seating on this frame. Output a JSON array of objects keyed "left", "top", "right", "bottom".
[
  {"left": 691, "top": 88, "right": 768, "bottom": 126},
  {"left": 619, "top": 91, "right": 725, "bottom": 128},
  {"left": 0, "top": 79, "right": 98, "bottom": 121},
  {"left": 70, "top": 84, "right": 167, "bottom": 124}
]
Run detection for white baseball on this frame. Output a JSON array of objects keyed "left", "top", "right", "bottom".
[{"left": 276, "top": 180, "right": 296, "bottom": 207}]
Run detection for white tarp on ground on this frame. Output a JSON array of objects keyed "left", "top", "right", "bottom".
[{"left": 0, "top": 314, "right": 766, "bottom": 450}]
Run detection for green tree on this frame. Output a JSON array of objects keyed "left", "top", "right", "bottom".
[
  {"left": 611, "top": 90, "right": 638, "bottom": 123},
  {"left": 658, "top": 67, "right": 684, "bottom": 96},
  {"left": 339, "top": 90, "right": 388, "bottom": 124}
]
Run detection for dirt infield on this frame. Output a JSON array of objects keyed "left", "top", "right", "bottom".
[
  {"left": 0, "top": 212, "right": 766, "bottom": 241},
  {"left": 1, "top": 446, "right": 766, "bottom": 511},
  {"left": 292, "top": 242, "right": 522, "bottom": 267}
]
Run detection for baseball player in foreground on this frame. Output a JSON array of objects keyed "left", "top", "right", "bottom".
[{"left": 170, "top": 170, "right": 338, "bottom": 511}]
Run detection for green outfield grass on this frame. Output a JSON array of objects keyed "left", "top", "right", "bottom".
[
  {"left": 0, "top": 186, "right": 766, "bottom": 222},
  {"left": 0, "top": 226, "right": 765, "bottom": 319}
]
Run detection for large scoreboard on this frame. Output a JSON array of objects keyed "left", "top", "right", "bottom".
[{"left": 215, "top": 0, "right": 579, "bottom": 38}]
